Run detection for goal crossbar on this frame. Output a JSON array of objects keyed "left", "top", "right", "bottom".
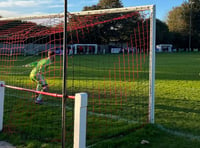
[{"left": 0, "top": 5, "right": 154, "bottom": 21}]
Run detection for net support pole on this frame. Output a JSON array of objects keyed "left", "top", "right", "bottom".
[
  {"left": 149, "top": 5, "right": 156, "bottom": 124},
  {"left": 62, "top": 0, "right": 68, "bottom": 147},
  {"left": 0, "top": 81, "right": 5, "bottom": 131},
  {"left": 73, "top": 93, "right": 88, "bottom": 148}
]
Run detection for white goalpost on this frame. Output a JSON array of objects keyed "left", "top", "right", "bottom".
[
  {"left": 0, "top": 81, "right": 5, "bottom": 131},
  {"left": 73, "top": 93, "right": 88, "bottom": 148},
  {"left": 149, "top": 5, "right": 156, "bottom": 124}
]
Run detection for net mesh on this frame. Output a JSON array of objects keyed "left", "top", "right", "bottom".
[{"left": 0, "top": 7, "right": 152, "bottom": 146}]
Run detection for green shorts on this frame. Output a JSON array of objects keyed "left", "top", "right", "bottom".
[{"left": 30, "top": 73, "right": 47, "bottom": 86}]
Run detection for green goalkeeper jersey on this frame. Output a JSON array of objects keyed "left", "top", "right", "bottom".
[{"left": 29, "top": 58, "right": 52, "bottom": 77}]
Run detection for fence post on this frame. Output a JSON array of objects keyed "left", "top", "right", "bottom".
[
  {"left": 0, "top": 81, "right": 5, "bottom": 131},
  {"left": 73, "top": 93, "right": 88, "bottom": 148}
]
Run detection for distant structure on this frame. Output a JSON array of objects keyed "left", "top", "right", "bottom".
[{"left": 156, "top": 44, "right": 173, "bottom": 52}]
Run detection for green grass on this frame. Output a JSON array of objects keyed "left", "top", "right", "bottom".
[
  {"left": 1, "top": 53, "right": 200, "bottom": 147},
  {"left": 91, "top": 53, "right": 200, "bottom": 148},
  {"left": 91, "top": 124, "right": 200, "bottom": 148},
  {"left": 155, "top": 53, "right": 200, "bottom": 134}
]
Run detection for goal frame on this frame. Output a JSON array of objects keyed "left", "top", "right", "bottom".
[{"left": 0, "top": 4, "right": 156, "bottom": 147}]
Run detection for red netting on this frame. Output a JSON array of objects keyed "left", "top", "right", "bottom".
[{"left": 0, "top": 8, "right": 152, "bottom": 147}]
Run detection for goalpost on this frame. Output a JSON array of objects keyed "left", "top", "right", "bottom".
[
  {"left": 0, "top": 4, "right": 155, "bottom": 147},
  {"left": 0, "top": 82, "right": 5, "bottom": 131}
]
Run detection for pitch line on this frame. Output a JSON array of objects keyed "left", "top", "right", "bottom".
[
  {"left": 156, "top": 124, "right": 200, "bottom": 141},
  {"left": 12, "top": 97, "right": 200, "bottom": 142}
]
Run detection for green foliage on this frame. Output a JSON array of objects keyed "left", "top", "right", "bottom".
[
  {"left": 0, "top": 20, "right": 24, "bottom": 31},
  {"left": 80, "top": 0, "right": 145, "bottom": 45},
  {"left": 67, "top": 11, "right": 142, "bottom": 45},
  {"left": 167, "top": 0, "right": 200, "bottom": 48},
  {"left": 98, "top": 0, "right": 123, "bottom": 9},
  {"left": 83, "top": 0, "right": 123, "bottom": 11},
  {"left": 81, "top": 0, "right": 127, "bottom": 45},
  {"left": 167, "top": 4, "right": 189, "bottom": 34},
  {"left": 156, "top": 19, "right": 172, "bottom": 44}
]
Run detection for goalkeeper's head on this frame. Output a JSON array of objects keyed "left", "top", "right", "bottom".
[{"left": 48, "top": 51, "right": 55, "bottom": 62}]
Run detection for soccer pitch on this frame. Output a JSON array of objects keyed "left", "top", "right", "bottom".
[
  {"left": 1, "top": 52, "right": 200, "bottom": 147},
  {"left": 155, "top": 53, "right": 200, "bottom": 135},
  {"left": 92, "top": 52, "right": 200, "bottom": 148}
]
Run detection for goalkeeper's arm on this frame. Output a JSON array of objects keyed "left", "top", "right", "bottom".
[{"left": 23, "top": 61, "right": 38, "bottom": 67}]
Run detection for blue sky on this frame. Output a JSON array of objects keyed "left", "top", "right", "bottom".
[{"left": 0, "top": 0, "right": 188, "bottom": 21}]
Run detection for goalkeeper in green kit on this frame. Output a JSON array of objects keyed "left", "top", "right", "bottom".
[{"left": 26, "top": 51, "right": 55, "bottom": 104}]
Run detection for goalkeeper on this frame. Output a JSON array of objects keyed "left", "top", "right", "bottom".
[{"left": 26, "top": 51, "right": 55, "bottom": 104}]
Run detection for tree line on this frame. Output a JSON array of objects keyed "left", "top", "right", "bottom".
[{"left": 167, "top": 0, "right": 200, "bottom": 49}]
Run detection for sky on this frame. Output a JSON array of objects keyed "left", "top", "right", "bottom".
[{"left": 0, "top": 0, "right": 188, "bottom": 21}]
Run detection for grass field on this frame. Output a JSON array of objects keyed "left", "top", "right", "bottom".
[
  {"left": 88, "top": 52, "right": 200, "bottom": 148},
  {"left": 0, "top": 52, "right": 200, "bottom": 148},
  {"left": 93, "top": 52, "right": 200, "bottom": 148}
]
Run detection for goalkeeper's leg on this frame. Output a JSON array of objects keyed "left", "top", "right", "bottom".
[
  {"left": 36, "top": 83, "right": 43, "bottom": 101},
  {"left": 30, "top": 75, "right": 40, "bottom": 100},
  {"left": 34, "top": 74, "right": 48, "bottom": 104}
]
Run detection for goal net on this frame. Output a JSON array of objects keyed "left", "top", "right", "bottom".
[{"left": 0, "top": 5, "right": 155, "bottom": 147}]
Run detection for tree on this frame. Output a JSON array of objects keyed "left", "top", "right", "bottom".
[
  {"left": 167, "top": 4, "right": 189, "bottom": 35},
  {"left": 83, "top": 0, "right": 123, "bottom": 11},
  {"left": 167, "top": 0, "right": 200, "bottom": 48},
  {"left": 156, "top": 19, "right": 172, "bottom": 44},
  {"left": 190, "top": 0, "right": 200, "bottom": 48},
  {"left": 81, "top": 0, "right": 128, "bottom": 45},
  {"left": 97, "top": 0, "right": 123, "bottom": 9},
  {"left": 83, "top": 5, "right": 101, "bottom": 11}
]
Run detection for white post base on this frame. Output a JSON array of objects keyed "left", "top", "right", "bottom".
[
  {"left": 73, "top": 93, "right": 88, "bottom": 148},
  {"left": 0, "top": 81, "right": 5, "bottom": 131}
]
